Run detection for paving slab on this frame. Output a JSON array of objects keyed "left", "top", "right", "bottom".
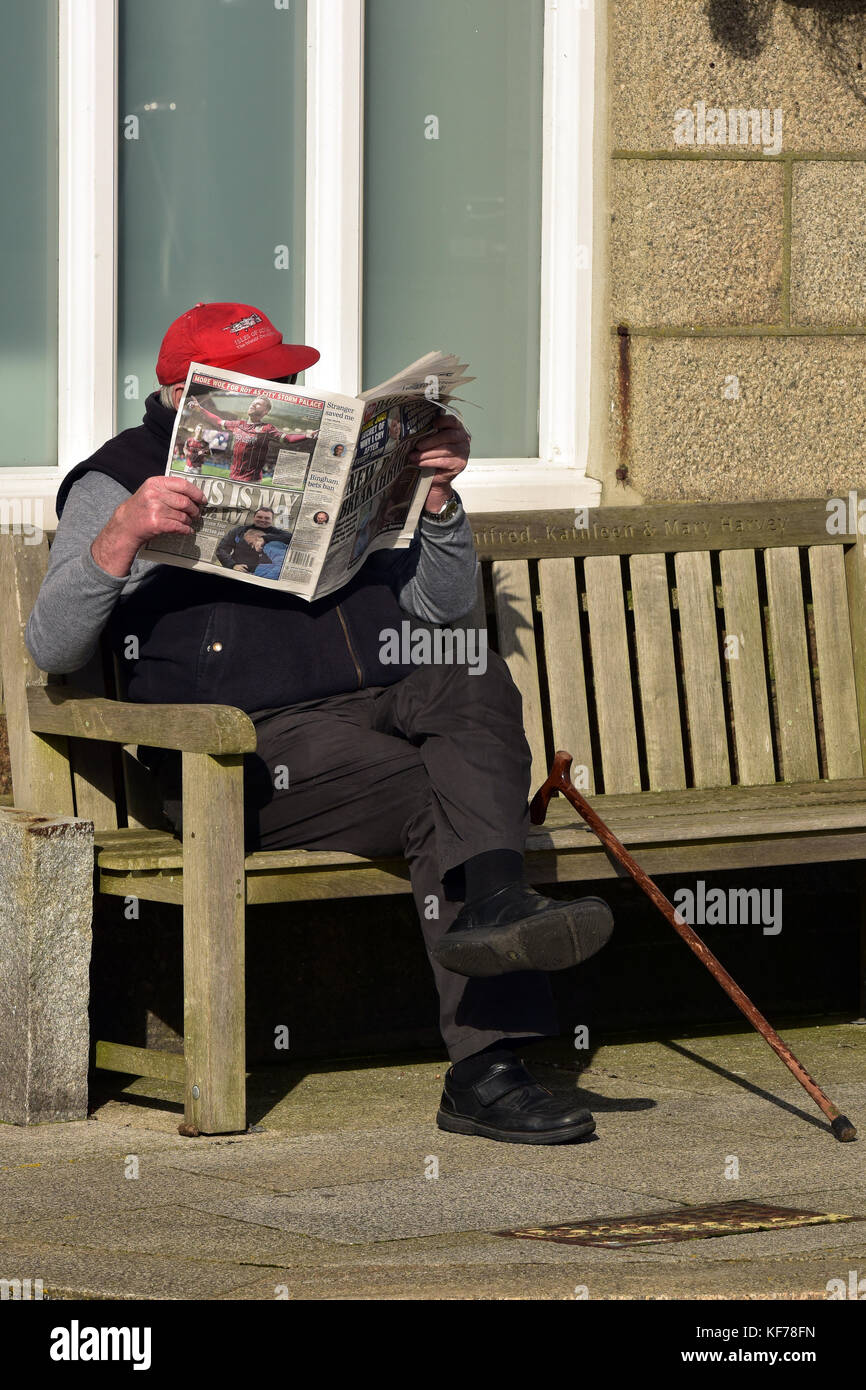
[
  {"left": 170, "top": 1169, "right": 672, "bottom": 1244},
  {"left": 0, "top": 1236, "right": 276, "bottom": 1301},
  {"left": 4, "top": 1204, "right": 319, "bottom": 1267},
  {"left": 759, "top": 1187, "right": 866, "bottom": 1220},
  {"left": 217, "top": 1252, "right": 859, "bottom": 1302},
  {"left": 0, "top": 1116, "right": 208, "bottom": 1164},
  {"left": 185, "top": 1178, "right": 670, "bottom": 1245},
  {"left": 560, "top": 1132, "right": 863, "bottom": 1207},
  {"left": 644, "top": 1223, "right": 866, "bottom": 1265},
  {"left": 156, "top": 1123, "right": 618, "bottom": 1189},
  {"left": 0, "top": 1157, "right": 281, "bottom": 1224}
]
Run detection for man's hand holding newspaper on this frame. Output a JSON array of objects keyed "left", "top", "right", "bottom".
[
  {"left": 410, "top": 413, "right": 471, "bottom": 512},
  {"left": 91, "top": 476, "right": 207, "bottom": 579}
]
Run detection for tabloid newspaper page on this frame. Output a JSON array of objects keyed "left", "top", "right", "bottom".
[{"left": 141, "top": 352, "right": 473, "bottom": 601}]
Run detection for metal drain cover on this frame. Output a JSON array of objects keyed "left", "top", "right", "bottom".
[{"left": 496, "top": 1200, "right": 856, "bottom": 1247}]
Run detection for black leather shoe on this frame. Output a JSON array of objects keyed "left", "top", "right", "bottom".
[
  {"left": 432, "top": 881, "right": 614, "bottom": 978},
  {"left": 437, "top": 1058, "right": 595, "bottom": 1144}
]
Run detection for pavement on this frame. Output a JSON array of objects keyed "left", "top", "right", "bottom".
[{"left": 1, "top": 1021, "right": 865, "bottom": 1301}]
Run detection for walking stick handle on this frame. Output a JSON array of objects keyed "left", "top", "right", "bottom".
[{"left": 530, "top": 752, "right": 857, "bottom": 1142}]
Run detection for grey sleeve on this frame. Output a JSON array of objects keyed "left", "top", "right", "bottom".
[
  {"left": 25, "top": 472, "right": 155, "bottom": 673},
  {"left": 374, "top": 497, "right": 480, "bottom": 623}
]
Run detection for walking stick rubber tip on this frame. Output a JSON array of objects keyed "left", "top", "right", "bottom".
[{"left": 830, "top": 1115, "right": 857, "bottom": 1142}]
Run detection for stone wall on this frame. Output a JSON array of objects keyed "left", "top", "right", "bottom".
[
  {"left": 0, "top": 717, "right": 11, "bottom": 797},
  {"left": 0, "top": 808, "right": 93, "bottom": 1123},
  {"left": 605, "top": 0, "right": 866, "bottom": 502}
]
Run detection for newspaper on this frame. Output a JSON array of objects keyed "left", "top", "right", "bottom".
[{"left": 141, "top": 351, "right": 474, "bottom": 601}]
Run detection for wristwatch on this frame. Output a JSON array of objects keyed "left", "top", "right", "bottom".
[{"left": 423, "top": 491, "right": 461, "bottom": 524}]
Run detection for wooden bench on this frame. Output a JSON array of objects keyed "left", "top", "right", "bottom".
[{"left": 2, "top": 496, "right": 866, "bottom": 1134}]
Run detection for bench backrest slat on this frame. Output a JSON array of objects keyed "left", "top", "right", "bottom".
[
  {"left": 584, "top": 554, "right": 641, "bottom": 793},
  {"left": 491, "top": 559, "right": 547, "bottom": 788},
  {"left": 844, "top": 539, "right": 866, "bottom": 773},
  {"left": 464, "top": 568, "right": 487, "bottom": 634},
  {"left": 65, "top": 648, "right": 121, "bottom": 830},
  {"left": 764, "top": 546, "right": 820, "bottom": 782},
  {"left": 809, "top": 544, "right": 862, "bottom": 780},
  {"left": 675, "top": 551, "right": 731, "bottom": 788},
  {"left": 537, "top": 558, "right": 596, "bottom": 793},
  {"left": 630, "top": 553, "right": 687, "bottom": 791},
  {"left": 110, "top": 649, "right": 169, "bottom": 830},
  {"left": 718, "top": 549, "right": 776, "bottom": 784}
]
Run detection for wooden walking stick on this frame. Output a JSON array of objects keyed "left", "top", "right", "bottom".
[{"left": 530, "top": 751, "right": 857, "bottom": 1143}]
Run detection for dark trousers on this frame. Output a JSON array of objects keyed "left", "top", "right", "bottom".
[{"left": 150, "top": 652, "right": 557, "bottom": 1062}]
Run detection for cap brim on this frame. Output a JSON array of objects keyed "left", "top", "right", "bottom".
[{"left": 221, "top": 342, "right": 320, "bottom": 379}]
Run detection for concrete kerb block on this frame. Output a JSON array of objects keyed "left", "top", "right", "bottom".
[{"left": 0, "top": 807, "right": 94, "bottom": 1124}]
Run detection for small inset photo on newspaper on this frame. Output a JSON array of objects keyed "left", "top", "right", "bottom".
[{"left": 213, "top": 499, "right": 301, "bottom": 579}]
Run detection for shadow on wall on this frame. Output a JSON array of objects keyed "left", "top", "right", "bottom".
[
  {"left": 706, "top": 0, "right": 777, "bottom": 57},
  {"left": 706, "top": 0, "right": 866, "bottom": 108}
]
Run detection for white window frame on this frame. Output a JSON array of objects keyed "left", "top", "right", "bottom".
[
  {"left": 3, "top": 0, "right": 599, "bottom": 524},
  {"left": 2, "top": 0, "right": 117, "bottom": 524}
]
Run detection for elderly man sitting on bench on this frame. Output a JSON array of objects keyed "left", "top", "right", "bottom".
[{"left": 26, "top": 300, "right": 615, "bottom": 1146}]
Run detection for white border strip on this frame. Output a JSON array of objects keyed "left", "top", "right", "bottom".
[
  {"left": 538, "top": 0, "right": 594, "bottom": 474},
  {"left": 57, "top": 0, "right": 118, "bottom": 475},
  {"left": 460, "top": 0, "right": 600, "bottom": 510},
  {"left": 304, "top": 0, "right": 364, "bottom": 397}
]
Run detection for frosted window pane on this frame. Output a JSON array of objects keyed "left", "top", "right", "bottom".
[
  {"left": 117, "top": 0, "right": 306, "bottom": 430},
  {"left": 363, "top": 0, "right": 544, "bottom": 459},
  {"left": 0, "top": 1, "right": 58, "bottom": 466}
]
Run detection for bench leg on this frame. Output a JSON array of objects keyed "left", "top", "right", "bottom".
[{"left": 181, "top": 752, "right": 246, "bottom": 1134}]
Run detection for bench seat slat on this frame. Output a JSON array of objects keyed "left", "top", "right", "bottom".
[
  {"left": 94, "top": 777, "right": 866, "bottom": 871},
  {"left": 100, "top": 827, "right": 866, "bottom": 900},
  {"left": 630, "top": 553, "right": 686, "bottom": 791}
]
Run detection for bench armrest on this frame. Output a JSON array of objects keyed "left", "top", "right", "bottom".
[{"left": 27, "top": 685, "right": 257, "bottom": 755}]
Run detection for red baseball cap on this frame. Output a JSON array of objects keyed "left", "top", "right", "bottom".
[{"left": 156, "top": 301, "right": 320, "bottom": 384}]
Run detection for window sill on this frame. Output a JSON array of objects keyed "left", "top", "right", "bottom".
[{"left": 459, "top": 462, "right": 602, "bottom": 513}]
